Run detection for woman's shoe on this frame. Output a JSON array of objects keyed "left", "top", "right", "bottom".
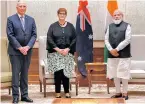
[
  {"left": 65, "top": 95, "right": 71, "bottom": 98},
  {"left": 111, "top": 93, "right": 122, "bottom": 98},
  {"left": 65, "top": 93, "right": 71, "bottom": 98},
  {"left": 56, "top": 96, "right": 61, "bottom": 98},
  {"left": 55, "top": 93, "right": 61, "bottom": 98}
]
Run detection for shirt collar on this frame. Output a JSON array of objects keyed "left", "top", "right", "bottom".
[{"left": 17, "top": 13, "right": 25, "bottom": 18}]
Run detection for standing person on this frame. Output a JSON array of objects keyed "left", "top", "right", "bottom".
[
  {"left": 105, "top": 10, "right": 131, "bottom": 100},
  {"left": 46, "top": 8, "right": 76, "bottom": 98},
  {"left": 6, "top": 1, "right": 37, "bottom": 103}
]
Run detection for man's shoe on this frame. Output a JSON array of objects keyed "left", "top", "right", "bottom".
[
  {"left": 111, "top": 93, "right": 122, "bottom": 98},
  {"left": 12, "top": 98, "right": 19, "bottom": 104},
  {"left": 21, "top": 97, "right": 33, "bottom": 102},
  {"left": 122, "top": 95, "right": 129, "bottom": 100}
]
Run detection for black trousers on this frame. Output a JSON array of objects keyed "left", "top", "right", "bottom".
[
  {"left": 9, "top": 54, "right": 31, "bottom": 99},
  {"left": 54, "top": 69, "right": 69, "bottom": 93}
]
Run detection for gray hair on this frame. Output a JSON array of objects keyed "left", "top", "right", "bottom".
[{"left": 113, "top": 9, "right": 124, "bottom": 17}]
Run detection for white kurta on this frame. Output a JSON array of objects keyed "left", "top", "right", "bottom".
[
  {"left": 105, "top": 23, "right": 132, "bottom": 80},
  {"left": 107, "top": 58, "right": 131, "bottom": 79}
]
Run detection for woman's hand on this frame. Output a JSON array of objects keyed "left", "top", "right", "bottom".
[
  {"left": 54, "top": 47, "right": 70, "bottom": 56},
  {"left": 61, "top": 48, "right": 70, "bottom": 56},
  {"left": 54, "top": 47, "right": 63, "bottom": 54}
]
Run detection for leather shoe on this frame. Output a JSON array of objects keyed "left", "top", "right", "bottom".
[
  {"left": 122, "top": 95, "right": 129, "bottom": 100},
  {"left": 21, "top": 97, "right": 33, "bottom": 102},
  {"left": 111, "top": 93, "right": 122, "bottom": 98},
  {"left": 12, "top": 98, "right": 19, "bottom": 104}
]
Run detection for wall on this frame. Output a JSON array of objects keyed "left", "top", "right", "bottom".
[
  {"left": 1, "top": 1, "right": 7, "bottom": 37},
  {"left": 1, "top": 0, "right": 145, "bottom": 39}
]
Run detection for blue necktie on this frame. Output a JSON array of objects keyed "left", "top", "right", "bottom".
[{"left": 20, "top": 16, "right": 25, "bottom": 30}]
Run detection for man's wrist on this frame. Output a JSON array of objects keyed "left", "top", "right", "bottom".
[
  {"left": 26, "top": 46, "right": 30, "bottom": 49},
  {"left": 18, "top": 47, "right": 22, "bottom": 50},
  {"left": 109, "top": 47, "right": 113, "bottom": 52},
  {"left": 115, "top": 47, "right": 119, "bottom": 52}
]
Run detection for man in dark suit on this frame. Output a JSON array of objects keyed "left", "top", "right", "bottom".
[{"left": 6, "top": 1, "right": 37, "bottom": 103}]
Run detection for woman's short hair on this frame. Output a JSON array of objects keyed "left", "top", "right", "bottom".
[{"left": 57, "top": 8, "right": 67, "bottom": 15}]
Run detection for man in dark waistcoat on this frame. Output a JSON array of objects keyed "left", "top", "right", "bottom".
[{"left": 105, "top": 10, "right": 131, "bottom": 100}]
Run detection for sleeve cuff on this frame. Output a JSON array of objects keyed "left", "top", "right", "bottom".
[
  {"left": 108, "top": 47, "right": 113, "bottom": 51},
  {"left": 115, "top": 47, "right": 120, "bottom": 52},
  {"left": 16, "top": 44, "right": 22, "bottom": 50}
]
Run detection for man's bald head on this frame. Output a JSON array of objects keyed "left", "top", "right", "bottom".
[
  {"left": 16, "top": 1, "right": 27, "bottom": 16},
  {"left": 17, "top": 1, "right": 26, "bottom": 6}
]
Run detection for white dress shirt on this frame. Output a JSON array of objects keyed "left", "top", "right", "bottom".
[
  {"left": 18, "top": 13, "right": 25, "bottom": 21},
  {"left": 17, "top": 13, "right": 25, "bottom": 29}
]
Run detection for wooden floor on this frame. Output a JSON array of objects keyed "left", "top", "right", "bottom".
[{"left": 52, "top": 98, "right": 125, "bottom": 104}]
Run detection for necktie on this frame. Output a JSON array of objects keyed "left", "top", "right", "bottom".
[{"left": 20, "top": 16, "right": 25, "bottom": 30}]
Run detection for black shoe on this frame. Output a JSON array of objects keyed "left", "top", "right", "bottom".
[
  {"left": 122, "top": 95, "right": 129, "bottom": 100},
  {"left": 111, "top": 93, "right": 122, "bottom": 98},
  {"left": 21, "top": 97, "right": 33, "bottom": 102},
  {"left": 66, "top": 96, "right": 71, "bottom": 98},
  {"left": 12, "top": 98, "right": 19, "bottom": 104}
]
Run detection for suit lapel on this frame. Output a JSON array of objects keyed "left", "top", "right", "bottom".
[{"left": 24, "top": 15, "right": 28, "bottom": 31}]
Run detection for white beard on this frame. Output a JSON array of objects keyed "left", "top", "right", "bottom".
[{"left": 113, "top": 19, "right": 122, "bottom": 24}]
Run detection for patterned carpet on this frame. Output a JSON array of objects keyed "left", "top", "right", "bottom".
[{"left": 1, "top": 84, "right": 145, "bottom": 104}]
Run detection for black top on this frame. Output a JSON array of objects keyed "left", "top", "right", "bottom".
[{"left": 46, "top": 21, "right": 76, "bottom": 55}]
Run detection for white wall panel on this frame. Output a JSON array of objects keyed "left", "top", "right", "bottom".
[{"left": 5, "top": 0, "right": 145, "bottom": 40}]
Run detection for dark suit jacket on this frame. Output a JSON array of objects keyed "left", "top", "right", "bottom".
[{"left": 6, "top": 14, "right": 37, "bottom": 55}]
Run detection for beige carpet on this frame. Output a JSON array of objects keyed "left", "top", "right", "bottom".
[{"left": 1, "top": 84, "right": 145, "bottom": 104}]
